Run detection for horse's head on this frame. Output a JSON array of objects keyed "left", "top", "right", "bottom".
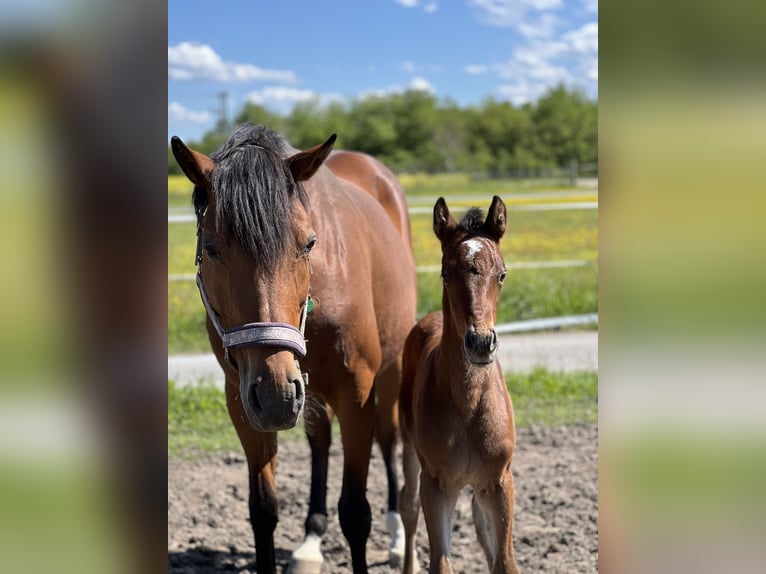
[
  {"left": 171, "top": 125, "right": 336, "bottom": 431},
  {"left": 434, "top": 195, "right": 507, "bottom": 366}
]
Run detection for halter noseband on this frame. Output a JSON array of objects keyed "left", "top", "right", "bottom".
[{"left": 194, "top": 208, "right": 310, "bottom": 362}]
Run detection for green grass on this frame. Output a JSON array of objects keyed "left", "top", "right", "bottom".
[
  {"left": 168, "top": 380, "right": 241, "bottom": 454},
  {"left": 398, "top": 172, "right": 579, "bottom": 197},
  {"left": 507, "top": 368, "right": 597, "bottom": 427},
  {"left": 168, "top": 369, "right": 597, "bottom": 456},
  {"left": 168, "top": 175, "right": 193, "bottom": 209},
  {"left": 168, "top": 281, "right": 209, "bottom": 353}
]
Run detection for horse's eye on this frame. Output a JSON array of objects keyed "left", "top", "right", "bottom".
[
  {"left": 470, "top": 266, "right": 480, "bottom": 276},
  {"left": 440, "top": 270, "right": 449, "bottom": 283},
  {"left": 499, "top": 271, "right": 507, "bottom": 284},
  {"left": 203, "top": 240, "right": 220, "bottom": 260},
  {"left": 304, "top": 237, "right": 317, "bottom": 254}
]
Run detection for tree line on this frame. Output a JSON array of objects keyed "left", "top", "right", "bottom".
[{"left": 168, "top": 84, "right": 597, "bottom": 175}]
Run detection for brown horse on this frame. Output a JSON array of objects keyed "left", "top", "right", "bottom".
[
  {"left": 398, "top": 196, "right": 521, "bottom": 574},
  {"left": 171, "top": 124, "right": 417, "bottom": 574}
]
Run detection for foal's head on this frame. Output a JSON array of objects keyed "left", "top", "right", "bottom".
[
  {"left": 171, "top": 124, "right": 336, "bottom": 431},
  {"left": 434, "top": 195, "right": 507, "bottom": 366}
]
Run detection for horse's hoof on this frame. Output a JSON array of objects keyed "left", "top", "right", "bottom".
[
  {"left": 288, "top": 533, "right": 324, "bottom": 574},
  {"left": 287, "top": 557, "right": 323, "bottom": 574},
  {"left": 388, "top": 547, "right": 405, "bottom": 569}
]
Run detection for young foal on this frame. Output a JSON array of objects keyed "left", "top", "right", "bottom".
[{"left": 398, "top": 196, "right": 521, "bottom": 574}]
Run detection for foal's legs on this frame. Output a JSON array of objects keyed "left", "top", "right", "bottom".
[
  {"left": 375, "top": 357, "right": 405, "bottom": 567},
  {"left": 226, "top": 380, "right": 279, "bottom": 574},
  {"left": 290, "top": 392, "right": 333, "bottom": 574},
  {"left": 420, "top": 469, "right": 459, "bottom": 574},
  {"left": 398, "top": 425, "right": 421, "bottom": 574},
  {"left": 336, "top": 377, "right": 377, "bottom": 574},
  {"left": 474, "top": 468, "right": 521, "bottom": 574}
]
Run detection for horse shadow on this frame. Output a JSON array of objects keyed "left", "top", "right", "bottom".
[{"left": 168, "top": 547, "right": 292, "bottom": 573}]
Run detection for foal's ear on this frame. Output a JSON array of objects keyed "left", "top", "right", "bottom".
[
  {"left": 171, "top": 136, "right": 215, "bottom": 186},
  {"left": 484, "top": 195, "right": 507, "bottom": 242},
  {"left": 287, "top": 133, "right": 337, "bottom": 182},
  {"left": 433, "top": 197, "right": 457, "bottom": 242}
]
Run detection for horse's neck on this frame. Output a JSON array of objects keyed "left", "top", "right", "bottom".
[{"left": 437, "top": 309, "right": 498, "bottom": 416}]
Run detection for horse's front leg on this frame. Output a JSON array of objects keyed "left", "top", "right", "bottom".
[
  {"left": 398, "top": 424, "right": 421, "bottom": 574},
  {"left": 290, "top": 392, "right": 333, "bottom": 574},
  {"left": 475, "top": 467, "right": 521, "bottom": 574},
  {"left": 336, "top": 370, "right": 377, "bottom": 574},
  {"left": 374, "top": 357, "right": 406, "bottom": 567},
  {"left": 420, "top": 469, "right": 459, "bottom": 574},
  {"left": 226, "top": 379, "right": 279, "bottom": 574}
]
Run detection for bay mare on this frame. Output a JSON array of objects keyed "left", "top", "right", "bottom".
[{"left": 171, "top": 124, "right": 417, "bottom": 574}]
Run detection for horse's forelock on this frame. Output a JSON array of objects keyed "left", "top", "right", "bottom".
[{"left": 205, "top": 124, "right": 309, "bottom": 269}]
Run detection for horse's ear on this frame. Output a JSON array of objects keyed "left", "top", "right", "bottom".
[
  {"left": 433, "top": 197, "right": 457, "bottom": 242},
  {"left": 171, "top": 136, "right": 215, "bottom": 186},
  {"left": 287, "top": 133, "right": 337, "bottom": 182},
  {"left": 484, "top": 195, "right": 507, "bottom": 242}
]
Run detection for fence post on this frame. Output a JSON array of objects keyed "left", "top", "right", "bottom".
[{"left": 568, "top": 158, "right": 579, "bottom": 186}]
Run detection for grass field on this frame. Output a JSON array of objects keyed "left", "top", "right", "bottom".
[
  {"left": 168, "top": 368, "right": 597, "bottom": 456},
  {"left": 168, "top": 174, "right": 598, "bottom": 353}
]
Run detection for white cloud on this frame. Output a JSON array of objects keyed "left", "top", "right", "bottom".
[
  {"left": 409, "top": 76, "right": 435, "bottom": 92},
  {"left": 246, "top": 87, "right": 345, "bottom": 109},
  {"left": 246, "top": 87, "right": 316, "bottom": 105},
  {"left": 168, "top": 101, "right": 212, "bottom": 124},
  {"left": 402, "top": 60, "right": 417, "bottom": 73},
  {"left": 394, "top": 0, "right": 439, "bottom": 12},
  {"left": 564, "top": 22, "right": 598, "bottom": 54},
  {"left": 469, "top": 0, "right": 563, "bottom": 28},
  {"left": 168, "top": 42, "right": 297, "bottom": 84},
  {"left": 472, "top": 20, "right": 598, "bottom": 105},
  {"left": 360, "top": 76, "right": 435, "bottom": 99},
  {"left": 518, "top": 12, "right": 560, "bottom": 39},
  {"left": 582, "top": 0, "right": 598, "bottom": 13},
  {"left": 465, "top": 64, "right": 488, "bottom": 75}
]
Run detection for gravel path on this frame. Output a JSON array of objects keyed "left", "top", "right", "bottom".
[{"left": 168, "top": 424, "right": 597, "bottom": 573}]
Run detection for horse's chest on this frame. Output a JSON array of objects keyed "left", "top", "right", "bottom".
[{"left": 417, "top": 412, "right": 512, "bottom": 484}]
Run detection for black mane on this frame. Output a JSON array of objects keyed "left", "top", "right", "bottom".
[{"left": 193, "top": 123, "right": 308, "bottom": 268}]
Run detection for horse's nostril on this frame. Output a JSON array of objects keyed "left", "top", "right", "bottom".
[
  {"left": 292, "top": 377, "right": 305, "bottom": 401},
  {"left": 489, "top": 330, "right": 498, "bottom": 352}
]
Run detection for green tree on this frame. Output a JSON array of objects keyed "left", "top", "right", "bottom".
[{"left": 532, "top": 85, "right": 598, "bottom": 166}]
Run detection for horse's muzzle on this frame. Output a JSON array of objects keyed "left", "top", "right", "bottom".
[
  {"left": 464, "top": 328, "right": 498, "bottom": 365},
  {"left": 240, "top": 369, "right": 306, "bottom": 431}
]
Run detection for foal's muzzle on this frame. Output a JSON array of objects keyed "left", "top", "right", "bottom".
[{"left": 464, "top": 328, "right": 498, "bottom": 365}]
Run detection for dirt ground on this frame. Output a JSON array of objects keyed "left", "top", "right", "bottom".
[{"left": 168, "top": 424, "right": 597, "bottom": 573}]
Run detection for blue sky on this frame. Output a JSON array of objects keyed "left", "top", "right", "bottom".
[{"left": 168, "top": 0, "right": 597, "bottom": 142}]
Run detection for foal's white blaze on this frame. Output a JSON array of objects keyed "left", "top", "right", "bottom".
[{"left": 463, "top": 238, "right": 485, "bottom": 260}]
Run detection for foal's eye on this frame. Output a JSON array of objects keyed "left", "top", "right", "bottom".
[
  {"left": 303, "top": 237, "right": 317, "bottom": 254},
  {"left": 440, "top": 270, "right": 449, "bottom": 283},
  {"left": 499, "top": 271, "right": 507, "bottom": 284},
  {"left": 470, "top": 266, "right": 480, "bottom": 276}
]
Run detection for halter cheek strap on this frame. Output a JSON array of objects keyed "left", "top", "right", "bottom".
[{"left": 196, "top": 273, "right": 308, "bottom": 357}]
